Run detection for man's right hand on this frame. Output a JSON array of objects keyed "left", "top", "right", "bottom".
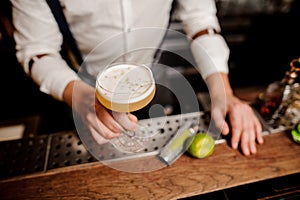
[{"left": 63, "top": 80, "right": 138, "bottom": 144}]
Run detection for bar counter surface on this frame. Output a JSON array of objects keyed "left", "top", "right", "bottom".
[
  {"left": 1, "top": 129, "right": 299, "bottom": 199},
  {"left": 1, "top": 86, "right": 300, "bottom": 199}
]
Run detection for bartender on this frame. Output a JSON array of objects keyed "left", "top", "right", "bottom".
[{"left": 10, "top": 0, "right": 263, "bottom": 156}]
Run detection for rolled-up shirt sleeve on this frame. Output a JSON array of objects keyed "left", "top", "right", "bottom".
[
  {"left": 175, "top": 0, "right": 230, "bottom": 79},
  {"left": 11, "top": 0, "right": 79, "bottom": 100}
]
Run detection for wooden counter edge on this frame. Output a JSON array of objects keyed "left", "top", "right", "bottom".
[{"left": 1, "top": 130, "right": 299, "bottom": 200}]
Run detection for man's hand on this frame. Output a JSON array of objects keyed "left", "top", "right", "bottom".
[
  {"left": 63, "top": 80, "right": 138, "bottom": 144},
  {"left": 206, "top": 73, "right": 264, "bottom": 155}
]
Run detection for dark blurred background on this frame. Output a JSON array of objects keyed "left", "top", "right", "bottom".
[{"left": 0, "top": 0, "right": 299, "bottom": 135}]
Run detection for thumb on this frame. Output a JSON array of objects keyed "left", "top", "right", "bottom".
[
  {"left": 128, "top": 113, "right": 138, "bottom": 123},
  {"left": 112, "top": 112, "right": 138, "bottom": 131},
  {"left": 211, "top": 109, "right": 230, "bottom": 135}
]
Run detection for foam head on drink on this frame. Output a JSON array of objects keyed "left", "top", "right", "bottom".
[{"left": 96, "top": 64, "right": 156, "bottom": 112}]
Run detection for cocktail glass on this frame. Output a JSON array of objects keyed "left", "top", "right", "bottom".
[{"left": 95, "top": 63, "right": 156, "bottom": 153}]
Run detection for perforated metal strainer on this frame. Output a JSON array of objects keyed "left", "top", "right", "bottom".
[{"left": 92, "top": 111, "right": 223, "bottom": 163}]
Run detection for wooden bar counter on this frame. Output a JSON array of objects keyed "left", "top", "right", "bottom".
[
  {"left": 1, "top": 130, "right": 299, "bottom": 200},
  {"left": 1, "top": 86, "right": 300, "bottom": 199}
]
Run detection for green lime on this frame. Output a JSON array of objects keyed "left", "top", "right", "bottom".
[
  {"left": 187, "top": 133, "right": 215, "bottom": 158},
  {"left": 291, "top": 129, "right": 300, "bottom": 144},
  {"left": 296, "top": 123, "right": 300, "bottom": 133}
]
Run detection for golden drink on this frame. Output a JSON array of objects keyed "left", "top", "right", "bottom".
[{"left": 96, "top": 64, "right": 156, "bottom": 112}]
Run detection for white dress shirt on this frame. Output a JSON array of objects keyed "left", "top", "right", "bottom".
[{"left": 11, "top": 0, "right": 229, "bottom": 100}]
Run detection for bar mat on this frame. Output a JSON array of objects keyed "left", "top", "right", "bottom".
[
  {"left": 0, "top": 131, "right": 97, "bottom": 180},
  {"left": 47, "top": 132, "right": 97, "bottom": 170},
  {"left": 0, "top": 135, "right": 48, "bottom": 179}
]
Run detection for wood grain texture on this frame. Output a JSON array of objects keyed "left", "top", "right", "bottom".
[{"left": 1, "top": 131, "right": 299, "bottom": 200}]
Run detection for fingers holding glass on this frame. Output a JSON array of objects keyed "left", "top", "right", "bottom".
[{"left": 86, "top": 108, "right": 120, "bottom": 141}]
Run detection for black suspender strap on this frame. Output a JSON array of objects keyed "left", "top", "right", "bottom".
[
  {"left": 45, "top": 0, "right": 84, "bottom": 66},
  {"left": 153, "top": 0, "right": 177, "bottom": 64},
  {"left": 46, "top": 0, "right": 97, "bottom": 85}
]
